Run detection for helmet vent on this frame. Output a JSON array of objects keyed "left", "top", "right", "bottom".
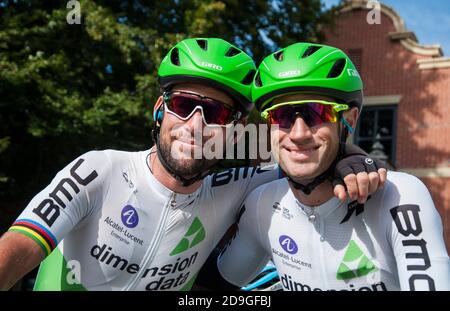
[
  {"left": 241, "top": 70, "right": 256, "bottom": 85},
  {"left": 327, "top": 58, "right": 346, "bottom": 78},
  {"left": 302, "top": 45, "right": 322, "bottom": 58},
  {"left": 273, "top": 50, "right": 284, "bottom": 61},
  {"left": 170, "top": 48, "right": 181, "bottom": 66},
  {"left": 226, "top": 46, "right": 241, "bottom": 57},
  {"left": 254, "top": 72, "right": 262, "bottom": 87},
  {"left": 196, "top": 39, "right": 208, "bottom": 51}
]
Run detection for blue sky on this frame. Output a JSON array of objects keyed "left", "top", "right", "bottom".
[{"left": 322, "top": 0, "right": 450, "bottom": 56}]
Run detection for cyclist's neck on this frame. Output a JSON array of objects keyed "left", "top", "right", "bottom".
[
  {"left": 149, "top": 151, "right": 203, "bottom": 194},
  {"left": 290, "top": 180, "right": 334, "bottom": 207}
]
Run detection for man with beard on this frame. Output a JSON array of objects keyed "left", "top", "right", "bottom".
[{"left": 0, "top": 38, "right": 386, "bottom": 290}]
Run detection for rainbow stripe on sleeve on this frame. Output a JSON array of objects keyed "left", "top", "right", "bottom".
[{"left": 8, "top": 219, "right": 58, "bottom": 256}]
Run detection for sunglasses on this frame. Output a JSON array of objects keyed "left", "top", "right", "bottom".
[
  {"left": 163, "top": 91, "right": 241, "bottom": 126},
  {"left": 261, "top": 100, "right": 349, "bottom": 129}
]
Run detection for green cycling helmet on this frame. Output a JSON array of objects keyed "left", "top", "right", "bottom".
[
  {"left": 252, "top": 42, "right": 363, "bottom": 112},
  {"left": 158, "top": 38, "right": 256, "bottom": 115}
]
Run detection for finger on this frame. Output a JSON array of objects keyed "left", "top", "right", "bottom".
[
  {"left": 334, "top": 163, "right": 355, "bottom": 180},
  {"left": 378, "top": 168, "right": 387, "bottom": 187},
  {"left": 343, "top": 174, "right": 358, "bottom": 201},
  {"left": 368, "top": 171, "right": 380, "bottom": 195},
  {"left": 333, "top": 184, "right": 347, "bottom": 201},
  {"left": 332, "top": 177, "right": 345, "bottom": 189},
  {"left": 356, "top": 172, "right": 369, "bottom": 203},
  {"left": 349, "top": 162, "right": 366, "bottom": 176}
]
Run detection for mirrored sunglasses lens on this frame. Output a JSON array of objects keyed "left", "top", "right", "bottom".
[
  {"left": 268, "top": 103, "right": 337, "bottom": 128},
  {"left": 169, "top": 93, "right": 234, "bottom": 125},
  {"left": 203, "top": 102, "right": 233, "bottom": 125},
  {"left": 269, "top": 105, "right": 294, "bottom": 128},
  {"left": 169, "top": 95, "right": 200, "bottom": 118},
  {"left": 305, "top": 103, "right": 337, "bottom": 125}
]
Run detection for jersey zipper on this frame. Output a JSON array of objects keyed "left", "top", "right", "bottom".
[
  {"left": 304, "top": 206, "right": 329, "bottom": 288},
  {"left": 123, "top": 193, "right": 176, "bottom": 290},
  {"left": 316, "top": 215, "right": 329, "bottom": 289}
]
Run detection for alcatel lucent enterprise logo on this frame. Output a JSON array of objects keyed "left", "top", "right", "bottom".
[
  {"left": 121, "top": 205, "right": 139, "bottom": 228},
  {"left": 279, "top": 235, "right": 298, "bottom": 255}
]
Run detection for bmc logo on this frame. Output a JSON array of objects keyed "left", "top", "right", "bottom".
[
  {"left": 279, "top": 235, "right": 298, "bottom": 255},
  {"left": 201, "top": 62, "right": 223, "bottom": 71},
  {"left": 32, "top": 158, "right": 98, "bottom": 227},
  {"left": 347, "top": 69, "right": 360, "bottom": 78},
  {"left": 390, "top": 204, "right": 436, "bottom": 290},
  {"left": 278, "top": 70, "right": 300, "bottom": 78}
]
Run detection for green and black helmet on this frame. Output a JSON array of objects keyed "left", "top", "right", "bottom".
[
  {"left": 252, "top": 42, "right": 363, "bottom": 112},
  {"left": 158, "top": 38, "right": 257, "bottom": 115}
]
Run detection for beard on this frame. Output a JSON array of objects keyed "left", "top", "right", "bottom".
[{"left": 158, "top": 129, "right": 220, "bottom": 177}]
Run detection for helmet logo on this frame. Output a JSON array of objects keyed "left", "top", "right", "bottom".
[
  {"left": 347, "top": 69, "right": 360, "bottom": 78},
  {"left": 201, "top": 62, "right": 223, "bottom": 71},
  {"left": 278, "top": 70, "right": 300, "bottom": 78}
]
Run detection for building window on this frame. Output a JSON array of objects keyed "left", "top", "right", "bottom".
[{"left": 354, "top": 105, "right": 397, "bottom": 165}]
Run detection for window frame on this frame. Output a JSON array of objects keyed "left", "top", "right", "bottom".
[{"left": 353, "top": 104, "right": 398, "bottom": 165}]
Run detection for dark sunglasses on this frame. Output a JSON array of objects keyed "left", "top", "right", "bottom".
[{"left": 163, "top": 91, "right": 241, "bottom": 126}]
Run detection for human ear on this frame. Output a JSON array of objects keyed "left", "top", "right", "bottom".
[{"left": 342, "top": 107, "right": 359, "bottom": 133}]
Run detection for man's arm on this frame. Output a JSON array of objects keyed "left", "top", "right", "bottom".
[
  {"left": 243, "top": 143, "right": 387, "bottom": 205},
  {"left": 0, "top": 150, "right": 111, "bottom": 290},
  {"left": 211, "top": 144, "right": 387, "bottom": 226},
  {"left": 0, "top": 232, "right": 45, "bottom": 290},
  {"left": 385, "top": 173, "right": 450, "bottom": 290}
]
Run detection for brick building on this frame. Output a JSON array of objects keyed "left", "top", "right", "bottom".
[{"left": 324, "top": 0, "right": 450, "bottom": 251}]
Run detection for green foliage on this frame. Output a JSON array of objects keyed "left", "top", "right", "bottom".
[{"left": 0, "top": 0, "right": 336, "bottom": 203}]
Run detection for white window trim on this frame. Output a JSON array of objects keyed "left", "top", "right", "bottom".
[
  {"left": 399, "top": 167, "right": 450, "bottom": 178},
  {"left": 362, "top": 95, "right": 401, "bottom": 107}
]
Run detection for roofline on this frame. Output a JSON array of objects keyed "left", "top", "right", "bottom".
[{"left": 340, "top": 0, "right": 443, "bottom": 57}]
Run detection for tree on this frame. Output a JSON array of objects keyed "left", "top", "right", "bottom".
[{"left": 0, "top": 0, "right": 337, "bottom": 216}]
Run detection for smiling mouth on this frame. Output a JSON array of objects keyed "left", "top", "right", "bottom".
[
  {"left": 283, "top": 145, "right": 320, "bottom": 161},
  {"left": 286, "top": 145, "right": 320, "bottom": 153}
]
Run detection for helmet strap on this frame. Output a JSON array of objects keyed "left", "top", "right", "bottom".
[{"left": 287, "top": 166, "right": 335, "bottom": 195}]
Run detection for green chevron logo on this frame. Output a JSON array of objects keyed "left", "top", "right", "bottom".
[
  {"left": 336, "top": 240, "right": 377, "bottom": 280},
  {"left": 170, "top": 217, "right": 205, "bottom": 256}
]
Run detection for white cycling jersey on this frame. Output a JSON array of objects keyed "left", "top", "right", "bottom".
[
  {"left": 218, "top": 171, "right": 450, "bottom": 291},
  {"left": 8, "top": 149, "right": 280, "bottom": 290}
]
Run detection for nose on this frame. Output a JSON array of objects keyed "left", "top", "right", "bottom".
[
  {"left": 288, "top": 116, "right": 313, "bottom": 142},
  {"left": 186, "top": 108, "right": 205, "bottom": 128}
]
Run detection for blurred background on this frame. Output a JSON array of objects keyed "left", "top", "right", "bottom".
[{"left": 1, "top": 0, "right": 449, "bottom": 289}]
